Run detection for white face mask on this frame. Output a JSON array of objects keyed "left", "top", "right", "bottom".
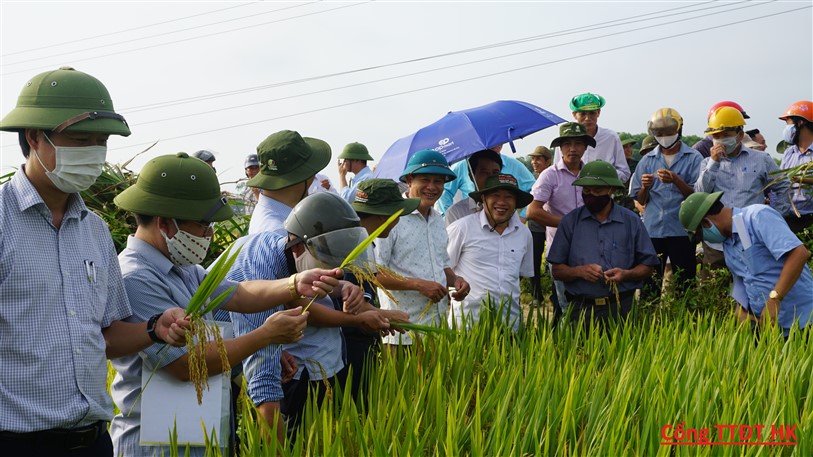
[
  {"left": 655, "top": 134, "right": 679, "bottom": 149},
  {"left": 33, "top": 133, "right": 107, "bottom": 193},
  {"left": 712, "top": 136, "right": 740, "bottom": 155},
  {"left": 162, "top": 219, "right": 212, "bottom": 267},
  {"left": 294, "top": 248, "right": 329, "bottom": 273}
]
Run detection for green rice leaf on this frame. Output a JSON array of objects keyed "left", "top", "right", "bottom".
[
  {"left": 339, "top": 208, "right": 403, "bottom": 269},
  {"left": 186, "top": 244, "right": 242, "bottom": 317}
]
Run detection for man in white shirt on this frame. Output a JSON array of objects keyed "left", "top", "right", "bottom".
[{"left": 447, "top": 174, "right": 534, "bottom": 331}]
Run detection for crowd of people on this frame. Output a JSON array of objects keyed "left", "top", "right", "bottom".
[{"left": 1, "top": 67, "right": 811, "bottom": 457}]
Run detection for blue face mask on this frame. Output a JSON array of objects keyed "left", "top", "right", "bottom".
[
  {"left": 702, "top": 220, "right": 726, "bottom": 244},
  {"left": 782, "top": 123, "right": 797, "bottom": 144}
]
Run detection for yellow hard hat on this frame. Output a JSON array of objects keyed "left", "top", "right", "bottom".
[{"left": 705, "top": 106, "right": 746, "bottom": 135}]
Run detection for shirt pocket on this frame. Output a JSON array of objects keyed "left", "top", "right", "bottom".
[{"left": 79, "top": 255, "right": 109, "bottom": 325}]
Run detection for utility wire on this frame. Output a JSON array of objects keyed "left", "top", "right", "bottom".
[
  {"left": 1, "top": 2, "right": 259, "bottom": 57},
  {"left": 131, "top": 0, "right": 770, "bottom": 125},
  {"left": 106, "top": 4, "right": 809, "bottom": 153}
]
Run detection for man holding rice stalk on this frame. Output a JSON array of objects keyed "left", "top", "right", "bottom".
[
  {"left": 0, "top": 67, "right": 190, "bottom": 456},
  {"left": 109, "top": 152, "right": 344, "bottom": 456},
  {"left": 547, "top": 160, "right": 659, "bottom": 329},
  {"left": 680, "top": 191, "right": 813, "bottom": 337},
  {"left": 777, "top": 100, "right": 813, "bottom": 233},
  {"left": 375, "top": 150, "right": 471, "bottom": 348},
  {"left": 446, "top": 173, "right": 535, "bottom": 331}
]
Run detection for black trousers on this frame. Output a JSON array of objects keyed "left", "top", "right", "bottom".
[
  {"left": 0, "top": 428, "right": 112, "bottom": 457},
  {"left": 281, "top": 367, "right": 341, "bottom": 440},
  {"left": 342, "top": 334, "right": 378, "bottom": 402},
  {"left": 529, "top": 230, "right": 546, "bottom": 301},
  {"left": 644, "top": 236, "right": 697, "bottom": 299},
  {"left": 566, "top": 291, "right": 635, "bottom": 336}
]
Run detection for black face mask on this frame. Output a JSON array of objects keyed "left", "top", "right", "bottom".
[{"left": 582, "top": 192, "right": 612, "bottom": 213}]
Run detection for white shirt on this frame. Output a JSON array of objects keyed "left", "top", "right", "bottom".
[
  {"left": 446, "top": 211, "right": 533, "bottom": 332},
  {"left": 444, "top": 197, "right": 479, "bottom": 226},
  {"left": 375, "top": 207, "right": 451, "bottom": 345},
  {"left": 309, "top": 172, "right": 338, "bottom": 195},
  {"left": 553, "top": 126, "right": 630, "bottom": 183},
  {"left": 247, "top": 193, "right": 292, "bottom": 236}
]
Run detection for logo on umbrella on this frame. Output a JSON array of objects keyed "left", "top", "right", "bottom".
[{"left": 438, "top": 138, "right": 450, "bottom": 146}]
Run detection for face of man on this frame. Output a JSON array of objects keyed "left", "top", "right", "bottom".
[
  {"left": 560, "top": 139, "right": 588, "bottom": 165},
  {"left": 572, "top": 110, "right": 600, "bottom": 132},
  {"left": 623, "top": 143, "right": 634, "bottom": 159},
  {"left": 25, "top": 129, "right": 109, "bottom": 193},
  {"left": 483, "top": 189, "right": 517, "bottom": 226},
  {"left": 472, "top": 158, "right": 501, "bottom": 190},
  {"left": 710, "top": 130, "right": 743, "bottom": 142},
  {"left": 245, "top": 165, "right": 259, "bottom": 179},
  {"left": 753, "top": 132, "right": 766, "bottom": 146},
  {"left": 530, "top": 155, "right": 550, "bottom": 174},
  {"left": 406, "top": 174, "right": 446, "bottom": 207}
]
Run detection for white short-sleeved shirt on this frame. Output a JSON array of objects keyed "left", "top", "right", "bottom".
[{"left": 446, "top": 211, "right": 533, "bottom": 331}]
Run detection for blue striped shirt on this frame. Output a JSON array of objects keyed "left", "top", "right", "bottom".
[
  {"left": 0, "top": 168, "right": 131, "bottom": 432},
  {"left": 630, "top": 143, "right": 703, "bottom": 237},
  {"left": 247, "top": 194, "right": 292, "bottom": 236},
  {"left": 227, "top": 233, "right": 344, "bottom": 405},
  {"left": 695, "top": 146, "right": 791, "bottom": 216},
  {"left": 780, "top": 144, "right": 813, "bottom": 216}
]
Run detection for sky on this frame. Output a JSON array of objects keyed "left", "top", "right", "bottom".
[{"left": 2, "top": 1, "right": 812, "bottom": 192}]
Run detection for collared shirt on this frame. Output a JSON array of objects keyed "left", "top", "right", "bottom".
[
  {"left": 339, "top": 166, "right": 372, "bottom": 203},
  {"left": 227, "top": 233, "right": 343, "bottom": 392},
  {"left": 723, "top": 206, "right": 813, "bottom": 334},
  {"left": 780, "top": 144, "right": 813, "bottom": 216},
  {"left": 547, "top": 204, "right": 659, "bottom": 298},
  {"left": 446, "top": 211, "right": 534, "bottom": 331},
  {"left": 0, "top": 168, "right": 131, "bottom": 433},
  {"left": 695, "top": 146, "right": 791, "bottom": 216},
  {"left": 530, "top": 159, "right": 584, "bottom": 249},
  {"left": 629, "top": 143, "right": 703, "bottom": 237},
  {"left": 110, "top": 236, "right": 237, "bottom": 457},
  {"left": 437, "top": 155, "right": 536, "bottom": 218},
  {"left": 375, "top": 206, "right": 451, "bottom": 345},
  {"left": 444, "top": 197, "right": 479, "bottom": 226},
  {"left": 247, "top": 193, "right": 294, "bottom": 236},
  {"left": 552, "top": 126, "right": 631, "bottom": 183},
  {"left": 309, "top": 172, "right": 338, "bottom": 195}
]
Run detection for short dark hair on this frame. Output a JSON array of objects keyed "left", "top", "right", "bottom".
[
  {"left": 134, "top": 214, "right": 155, "bottom": 227},
  {"left": 468, "top": 149, "right": 503, "bottom": 172},
  {"left": 745, "top": 129, "right": 760, "bottom": 137},
  {"left": 706, "top": 200, "right": 724, "bottom": 217}
]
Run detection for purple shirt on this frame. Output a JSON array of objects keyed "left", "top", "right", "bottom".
[
  {"left": 530, "top": 159, "right": 584, "bottom": 248},
  {"left": 780, "top": 143, "right": 813, "bottom": 216}
]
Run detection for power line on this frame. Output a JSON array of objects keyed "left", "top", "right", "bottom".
[
  {"left": 1, "top": 2, "right": 260, "bottom": 57},
  {"left": 106, "top": 4, "right": 809, "bottom": 153},
  {"left": 131, "top": 0, "right": 770, "bottom": 125},
  {"left": 1, "top": 2, "right": 371, "bottom": 76}
]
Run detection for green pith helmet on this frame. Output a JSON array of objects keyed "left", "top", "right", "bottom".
[
  {"left": 114, "top": 152, "right": 233, "bottom": 222},
  {"left": 572, "top": 160, "right": 624, "bottom": 188},
  {"left": 569, "top": 93, "right": 606, "bottom": 112},
  {"left": 528, "top": 145, "right": 552, "bottom": 159},
  {"left": 339, "top": 142, "right": 374, "bottom": 161},
  {"left": 620, "top": 137, "right": 637, "bottom": 146},
  {"left": 640, "top": 135, "right": 658, "bottom": 154},
  {"left": 399, "top": 149, "right": 457, "bottom": 183},
  {"left": 550, "top": 122, "right": 597, "bottom": 148},
  {"left": 679, "top": 191, "right": 724, "bottom": 235},
  {"left": 0, "top": 66, "right": 131, "bottom": 136},
  {"left": 468, "top": 173, "right": 534, "bottom": 208},
  {"left": 247, "top": 130, "right": 331, "bottom": 191},
  {"left": 352, "top": 179, "right": 420, "bottom": 216}
]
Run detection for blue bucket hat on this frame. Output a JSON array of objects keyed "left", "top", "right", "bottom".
[{"left": 399, "top": 149, "right": 457, "bottom": 183}]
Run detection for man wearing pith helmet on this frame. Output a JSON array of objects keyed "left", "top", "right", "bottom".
[
  {"left": 111, "top": 153, "right": 338, "bottom": 456},
  {"left": 375, "top": 149, "right": 471, "bottom": 348},
  {"left": 679, "top": 192, "right": 813, "bottom": 337},
  {"left": 555, "top": 92, "right": 630, "bottom": 183},
  {"left": 447, "top": 174, "right": 534, "bottom": 331},
  {"left": 547, "top": 160, "right": 659, "bottom": 327},
  {"left": 338, "top": 141, "right": 375, "bottom": 204},
  {"left": 778, "top": 100, "right": 813, "bottom": 233},
  {"left": 0, "top": 67, "right": 188, "bottom": 455}
]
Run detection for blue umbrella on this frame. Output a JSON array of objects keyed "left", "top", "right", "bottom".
[{"left": 373, "top": 100, "right": 566, "bottom": 180}]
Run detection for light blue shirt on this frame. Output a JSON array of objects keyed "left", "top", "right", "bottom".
[
  {"left": 438, "top": 154, "right": 535, "bottom": 217},
  {"left": 695, "top": 146, "right": 791, "bottom": 216},
  {"left": 339, "top": 166, "right": 372, "bottom": 203},
  {"left": 110, "top": 236, "right": 237, "bottom": 457},
  {"left": 780, "top": 143, "right": 813, "bottom": 216},
  {"left": 724, "top": 206, "right": 813, "bottom": 335},
  {"left": 630, "top": 143, "right": 703, "bottom": 237},
  {"left": 247, "top": 193, "right": 293, "bottom": 236},
  {"left": 0, "top": 168, "right": 131, "bottom": 432}
]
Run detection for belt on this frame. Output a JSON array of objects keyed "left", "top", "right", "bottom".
[
  {"left": 566, "top": 289, "right": 635, "bottom": 306},
  {"left": 0, "top": 421, "right": 106, "bottom": 451}
]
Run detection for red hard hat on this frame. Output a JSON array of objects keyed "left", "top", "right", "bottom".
[
  {"left": 778, "top": 100, "right": 813, "bottom": 122},
  {"left": 708, "top": 101, "right": 749, "bottom": 120}
]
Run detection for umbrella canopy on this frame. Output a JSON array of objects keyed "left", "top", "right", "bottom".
[{"left": 373, "top": 100, "right": 566, "bottom": 181}]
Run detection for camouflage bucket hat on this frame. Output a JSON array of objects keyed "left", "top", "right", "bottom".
[
  {"left": 114, "top": 152, "right": 233, "bottom": 222},
  {"left": 0, "top": 67, "right": 130, "bottom": 136},
  {"left": 351, "top": 178, "right": 420, "bottom": 216},
  {"left": 550, "top": 122, "right": 597, "bottom": 149},
  {"left": 247, "top": 130, "right": 332, "bottom": 191},
  {"left": 469, "top": 173, "right": 534, "bottom": 208}
]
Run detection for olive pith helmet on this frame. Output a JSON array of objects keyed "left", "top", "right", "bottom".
[
  {"left": 339, "top": 142, "right": 374, "bottom": 161},
  {"left": 572, "top": 160, "right": 624, "bottom": 188},
  {"left": 247, "top": 130, "right": 331, "bottom": 191},
  {"left": 569, "top": 93, "right": 605, "bottom": 112},
  {"left": 550, "top": 122, "right": 596, "bottom": 148},
  {"left": 399, "top": 149, "right": 456, "bottom": 183},
  {"left": 469, "top": 173, "right": 534, "bottom": 208},
  {"left": 352, "top": 179, "right": 420, "bottom": 216},
  {"left": 0, "top": 67, "right": 130, "bottom": 136},
  {"left": 705, "top": 106, "right": 746, "bottom": 135},
  {"left": 647, "top": 107, "right": 683, "bottom": 135},
  {"left": 620, "top": 137, "right": 637, "bottom": 146},
  {"left": 679, "top": 191, "right": 724, "bottom": 235},
  {"left": 114, "top": 152, "right": 233, "bottom": 222},
  {"left": 528, "top": 145, "right": 552, "bottom": 159},
  {"left": 640, "top": 135, "right": 658, "bottom": 154}
]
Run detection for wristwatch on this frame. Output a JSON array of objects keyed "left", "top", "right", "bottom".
[
  {"left": 146, "top": 313, "right": 165, "bottom": 344},
  {"left": 769, "top": 290, "right": 781, "bottom": 301}
]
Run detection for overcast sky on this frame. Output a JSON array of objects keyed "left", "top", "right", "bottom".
[{"left": 2, "top": 1, "right": 812, "bottom": 191}]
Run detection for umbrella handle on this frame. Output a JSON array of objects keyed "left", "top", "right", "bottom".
[{"left": 507, "top": 127, "right": 517, "bottom": 153}]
